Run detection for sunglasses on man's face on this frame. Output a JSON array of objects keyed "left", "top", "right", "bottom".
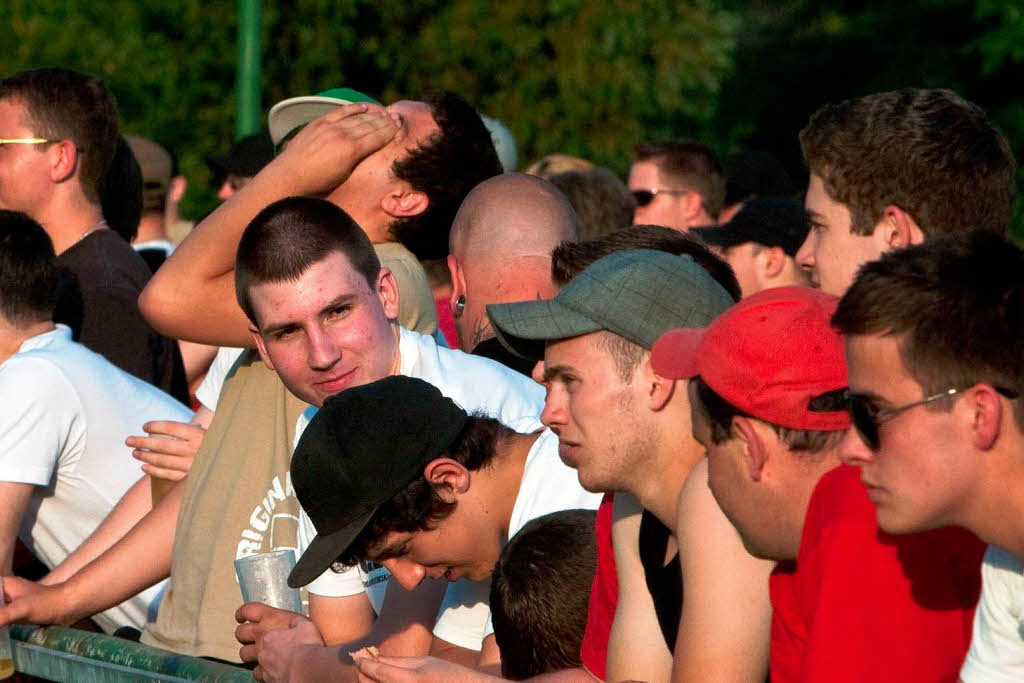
[
  {"left": 846, "top": 385, "right": 1019, "bottom": 450},
  {"left": 630, "top": 188, "right": 689, "bottom": 207}
]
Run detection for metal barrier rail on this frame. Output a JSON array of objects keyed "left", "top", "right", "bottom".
[{"left": 11, "top": 625, "right": 252, "bottom": 682}]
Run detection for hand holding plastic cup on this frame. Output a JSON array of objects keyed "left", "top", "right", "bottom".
[{"left": 234, "top": 549, "right": 302, "bottom": 612}]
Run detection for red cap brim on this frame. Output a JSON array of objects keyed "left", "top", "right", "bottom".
[{"left": 651, "top": 328, "right": 705, "bottom": 379}]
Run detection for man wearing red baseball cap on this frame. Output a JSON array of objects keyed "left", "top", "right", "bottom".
[{"left": 651, "top": 286, "right": 985, "bottom": 682}]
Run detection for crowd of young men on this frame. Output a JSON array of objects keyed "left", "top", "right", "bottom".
[{"left": 0, "top": 63, "right": 1022, "bottom": 683}]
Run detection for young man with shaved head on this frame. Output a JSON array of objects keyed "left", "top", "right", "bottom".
[{"left": 447, "top": 172, "right": 577, "bottom": 361}]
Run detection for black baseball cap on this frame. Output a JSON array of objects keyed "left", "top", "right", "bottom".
[
  {"left": 288, "top": 376, "right": 469, "bottom": 588},
  {"left": 691, "top": 195, "right": 810, "bottom": 257},
  {"left": 207, "top": 132, "right": 274, "bottom": 179}
]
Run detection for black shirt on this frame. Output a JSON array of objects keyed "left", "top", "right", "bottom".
[
  {"left": 638, "top": 509, "right": 682, "bottom": 652},
  {"left": 56, "top": 229, "right": 188, "bottom": 404}
]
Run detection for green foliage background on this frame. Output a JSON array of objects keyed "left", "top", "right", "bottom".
[{"left": 2, "top": 0, "right": 1022, "bottom": 235}]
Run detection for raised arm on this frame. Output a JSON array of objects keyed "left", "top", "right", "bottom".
[
  {"left": 672, "top": 459, "right": 772, "bottom": 683},
  {"left": 140, "top": 103, "right": 399, "bottom": 346}
]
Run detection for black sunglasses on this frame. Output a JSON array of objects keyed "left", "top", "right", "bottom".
[
  {"left": 846, "top": 385, "right": 1019, "bottom": 450},
  {"left": 631, "top": 188, "right": 688, "bottom": 207}
]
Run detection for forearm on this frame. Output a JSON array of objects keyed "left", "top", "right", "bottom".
[
  {"left": 140, "top": 162, "right": 299, "bottom": 346},
  {"left": 42, "top": 475, "right": 153, "bottom": 585},
  {"left": 52, "top": 479, "right": 181, "bottom": 623}
]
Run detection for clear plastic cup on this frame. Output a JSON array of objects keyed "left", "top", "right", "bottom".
[
  {"left": 0, "top": 577, "right": 14, "bottom": 680},
  {"left": 233, "top": 549, "right": 302, "bottom": 612}
]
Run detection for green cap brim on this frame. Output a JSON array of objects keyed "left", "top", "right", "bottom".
[{"left": 487, "top": 299, "right": 605, "bottom": 361}]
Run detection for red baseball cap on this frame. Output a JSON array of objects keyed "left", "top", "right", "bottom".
[{"left": 651, "top": 286, "right": 850, "bottom": 431}]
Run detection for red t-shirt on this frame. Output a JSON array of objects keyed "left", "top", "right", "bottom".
[
  {"left": 580, "top": 492, "right": 618, "bottom": 680},
  {"left": 770, "top": 464, "right": 985, "bottom": 682}
]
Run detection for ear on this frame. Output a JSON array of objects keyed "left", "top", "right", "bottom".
[
  {"left": 680, "top": 191, "right": 705, "bottom": 221},
  {"left": 731, "top": 416, "right": 769, "bottom": 482},
  {"left": 48, "top": 140, "right": 78, "bottom": 183},
  {"left": 757, "top": 245, "right": 787, "bottom": 280},
  {"left": 168, "top": 175, "right": 188, "bottom": 204},
  {"left": 873, "top": 205, "right": 924, "bottom": 252},
  {"left": 447, "top": 255, "right": 466, "bottom": 315},
  {"left": 422, "top": 458, "right": 471, "bottom": 501},
  {"left": 250, "top": 325, "right": 274, "bottom": 370},
  {"left": 967, "top": 384, "right": 1005, "bottom": 451},
  {"left": 381, "top": 189, "right": 429, "bottom": 218},
  {"left": 375, "top": 267, "right": 400, "bottom": 320},
  {"left": 646, "top": 358, "right": 677, "bottom": 412}
]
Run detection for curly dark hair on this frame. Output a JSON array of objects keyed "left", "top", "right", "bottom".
[
  {"left": 800, "top": 88, "right": 1015, "bottom": 237},
  {"left": 388, "top": 92, "right": 503, "bottom": 260},
  {"left": 332, "top": 414, "right": 513, "bottom": 570}
]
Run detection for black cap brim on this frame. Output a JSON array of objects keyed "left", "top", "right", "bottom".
[
  {"left": 690, "top": 225, "right": 746, "bottom": 249},
  {"left": 288, "top": 505, "right": 379, "bottom": 589}
]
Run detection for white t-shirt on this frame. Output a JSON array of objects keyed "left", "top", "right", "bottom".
[
  {"left": 195, "top": 346, "right": 245, "bottom": 411},
  {"left": 0, "top": 325, "right": 192, "bottom": 634},
  {"left": 960, "top": 544, "right": 1024, "bottom": 682},
  {"left": 294, "top": 326, "right": 553, "bottom": 650}
]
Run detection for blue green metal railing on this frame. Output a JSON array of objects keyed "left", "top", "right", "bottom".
[{"left": 9, "top": 625, "right": 251, "bottom": 682}]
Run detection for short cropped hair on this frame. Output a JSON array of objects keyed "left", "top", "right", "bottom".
[
  {"left": 635, "top": 140, "right": 726, "bottom": 219},
  {"left": 236, "top": 197, "right": 381, "bottom": 325},
  {"left": 389, "top": 92, "right": 503, "bottom": 261},
  {"left": 551, "top": 224, "right": 741, "bottom": 301},
  {"left": 0, "top": 210, "right": 61, "bottom": 325},
  {"left": 491, "top": 509, "right": 597, "bottom": 679},
  {"left": 800, "top": 88, "right": 1016, "bottom": 237},
  {"left": 548, "top": 167, "right": 636, "bottom": 240},
  {"left": 693, "top": 377, "right": 845, "bottom": 454},
  {"left": 832, "top": 230, "right": 1024, "bottom": 426},
  {"left": 0, "top": 68, "right": 119, "bottom": 203},
  {"left": 332, "top": 415, "right": 513, "bottom": 569}
]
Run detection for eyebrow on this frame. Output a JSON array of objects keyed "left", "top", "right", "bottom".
[
  {"left": 848, "top": 388, "right": 889, "bottom": 405},
  {"left": 541, "top": 364, "right": 577, "bottom": 384},
  {"left": 372, "top": 539, "right": 408, "bottom": 562},
  {"left": 260, "top": 293, "right": 358, "bottom": 337}
]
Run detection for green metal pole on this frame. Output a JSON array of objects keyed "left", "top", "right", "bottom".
[{"left": 235, "top": 0, "right": 262, "bottom": 140}]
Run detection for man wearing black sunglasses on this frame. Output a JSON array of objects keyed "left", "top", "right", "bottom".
[
  {"left": 628, "top": 140, "right": 724, "bottom": 232},
  {"left": 652, "top": 286, "right": 983, "bottom": 682},
  {"left": 833, "top": 230, "right": 1024, "bottom": 682}
]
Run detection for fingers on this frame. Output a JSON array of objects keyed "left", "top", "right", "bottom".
[
  {"left": 235, "top": 601, "right": 274, "bottom": 623},
  {"left": 126, "top": 435, "right": 196, "bottom": 457},
  {"left": 239, "top": 642, "right": 260, "bottom": 664},
  {"left": 253, "top": 664, "right": 265, "bottom": 681},
  {"left": 141, "top": 421, "right": 205, "bottom": 440},
  {"left": 135, "top": 449, "right": 191, "bottom": 469},
  {"left": 235, "top": 620, "right": 258, "bottom": 644}
]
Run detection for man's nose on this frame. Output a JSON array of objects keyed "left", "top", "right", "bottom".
[
  {"left": 839, "top": 427, "right": 875, "bottom": 467},
  {"left": 380, "top": 557, "right": 426, "bottom": 591},
  {"left": 306, "top": 326, "right": 341, "bottom": 371},
  {"left": 795, "top": 231, "right": 816, "bottom": 272}
]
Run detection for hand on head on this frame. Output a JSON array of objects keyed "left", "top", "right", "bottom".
[{"left": 272, "top": 103, "right": 400, "bottom": 197}]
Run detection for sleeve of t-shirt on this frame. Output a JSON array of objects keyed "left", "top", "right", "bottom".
[
  {"left": 195, "top": 346, "right": 245, "bottom": 411},
  {"left": 294, "top": 505, "right": 367, "bottom": 597},
  {"left": 960, "top": 546, "right": 1024, "bottom": 683},
  {"left": 0, "top": 357, "right": 80, "bottom": 485}
]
